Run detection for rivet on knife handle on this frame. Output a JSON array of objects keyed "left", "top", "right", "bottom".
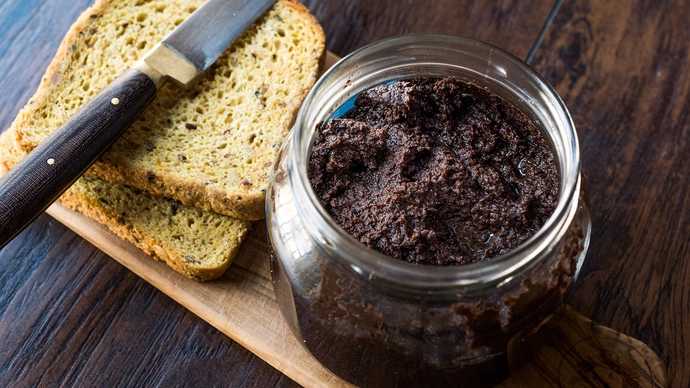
[{"left": 0, "top": 69, "right": 158, "bottom": 248}]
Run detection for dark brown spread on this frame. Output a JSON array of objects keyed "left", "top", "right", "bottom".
[{"left": 308, "top": 77, "right": 558, "bottom": 265}]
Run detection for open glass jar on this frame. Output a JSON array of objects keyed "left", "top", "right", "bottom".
[{"left": 266, "top": 34, "right": 591, "bottom": 387}]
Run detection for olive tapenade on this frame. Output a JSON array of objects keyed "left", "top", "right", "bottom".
[{"left": 308, "top": 77, "right": 558, "bottom": 265}]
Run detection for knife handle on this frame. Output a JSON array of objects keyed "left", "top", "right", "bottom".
[{"left": 0, "top": 68, "right": 158, "bottom": 249}]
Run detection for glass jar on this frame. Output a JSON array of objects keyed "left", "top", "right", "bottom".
[{"left": 266, "top": 34, "right": 591, "bottom": 387}]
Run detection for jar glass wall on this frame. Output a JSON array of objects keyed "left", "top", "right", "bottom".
[{"left": 266, "top": 34, "right": 591, "bottom": 387}]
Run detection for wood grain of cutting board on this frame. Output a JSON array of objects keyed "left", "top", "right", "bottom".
[{"left": 44, "top": 52, "right": 669, "bottom": 388}]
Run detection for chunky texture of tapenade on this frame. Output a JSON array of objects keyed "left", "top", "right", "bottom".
[{"left": 308, "top": 77, "right": 558, "bottom": 265}]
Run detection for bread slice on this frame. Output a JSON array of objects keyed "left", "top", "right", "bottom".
[
  {"left": 0, "top": 130, "right": 252, "bottom": 281},
  {"left": 10, "top": 0, "right": 325, "bottom": 220}
]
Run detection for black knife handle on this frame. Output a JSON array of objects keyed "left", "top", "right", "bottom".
[{"left": 0, "top": 68, "right": 157, "bottom": 249}]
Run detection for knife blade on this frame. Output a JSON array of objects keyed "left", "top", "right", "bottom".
[{"left": 0, "top": 0, "right": 277, "bottom": 249}]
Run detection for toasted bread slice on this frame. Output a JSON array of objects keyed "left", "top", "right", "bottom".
[
  {"left": 0, "top": 130, "right": 252, "bottom": 281},
  {"left": 10, "top": 0, "right": 325, "bottom": 220}
]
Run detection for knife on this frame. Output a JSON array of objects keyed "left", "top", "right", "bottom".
[{"left": 0, "top": 0, "right": 276, "bottom": 249}]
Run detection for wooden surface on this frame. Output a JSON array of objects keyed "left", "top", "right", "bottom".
[
  {"left": 505, "top": 305, "right": 668, "bottom": 387},
  {"left": 529, "top": 1, "right": 689, "bottom": 387},
  {"left": 0, "top": 0, "right": 687, "bottom": 386}
]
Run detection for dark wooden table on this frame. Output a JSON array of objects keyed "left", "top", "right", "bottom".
[{"left": 1, "top": 0, "right": 687, "bottom": 386}]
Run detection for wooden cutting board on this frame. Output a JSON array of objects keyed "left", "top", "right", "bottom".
[{"left": 44, "top": 51, "right": 669, "bottom": 388}]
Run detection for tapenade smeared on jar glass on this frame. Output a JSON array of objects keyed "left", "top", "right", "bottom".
[{"left": 308, "top": 77, "right": 558, "bottom": 265}]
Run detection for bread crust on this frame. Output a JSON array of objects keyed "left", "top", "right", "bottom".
[{"left": 58, "top": 183, "right": 253, "bottom": 281}]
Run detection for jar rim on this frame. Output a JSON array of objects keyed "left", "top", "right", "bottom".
[{"left": 287, "top": 33, "right": 581, "bottom": 289}]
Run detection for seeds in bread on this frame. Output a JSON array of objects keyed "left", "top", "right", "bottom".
[
  {"left": 10, "top": 0, "right": 326, "bottom": 220},
  {"left": 0, "top": 130, "right": 252, "bottom": 281}
]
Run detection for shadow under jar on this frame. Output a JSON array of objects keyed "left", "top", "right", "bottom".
[{"left": 266, "top": 34, "right": 591, "bottom": 387}]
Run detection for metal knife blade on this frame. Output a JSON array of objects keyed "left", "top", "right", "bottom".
[
  {"left": 166, "top": 0, "right": 275, "bottom": 73},
  {"left": 142, "top": 0, "right": 276, "bottom": 88},
  {"left": 0, "top": 0, "right": 277, "bottom": 248}
]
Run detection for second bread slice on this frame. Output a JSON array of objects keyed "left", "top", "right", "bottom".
[{"left": 0, "top": 130, "right": 252, "bottom": 281}]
